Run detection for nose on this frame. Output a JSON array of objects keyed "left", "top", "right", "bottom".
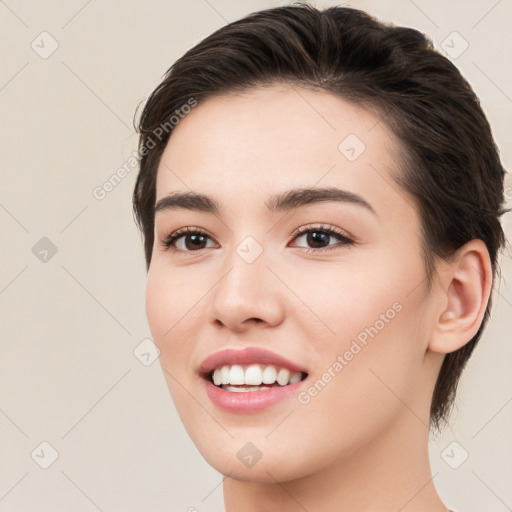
[{"left": 207, "top": 244, "right": 285, "bottom": 333}]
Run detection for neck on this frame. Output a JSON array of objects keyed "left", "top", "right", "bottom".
[{"left": 223, "top": 413, "right": 447, "bottom": 512}]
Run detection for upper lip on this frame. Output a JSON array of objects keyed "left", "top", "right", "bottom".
[{"left": 199, "top": 347, "right": 309, "bottom": 378}]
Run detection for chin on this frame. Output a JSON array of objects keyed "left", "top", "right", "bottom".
[
  {"left": 190, "top": 435, "right": 308, "bottom": 483},
  {"left": 208, "top": 454, "right": 306, "bottom": 484}
]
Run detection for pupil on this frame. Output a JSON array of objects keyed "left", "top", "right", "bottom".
[
  {"left": 187, "top": 234, "right": 206, "bottom": 250},
  {"left": 184, "top": 232, "right": 329, "bottom": 251},
  {"left": 308, "top": 231, "right": 327, "bottom": 248}
]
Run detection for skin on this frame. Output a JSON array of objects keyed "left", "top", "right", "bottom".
[{"left": 145, "top": 84, "right": 492, "bottom": 512}]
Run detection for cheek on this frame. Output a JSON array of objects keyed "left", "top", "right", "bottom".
[
  {"left": 141, "top": 263, "right": 431, "bottom": 483},
  {"left": 145, "top": 266, "right": 200, "bottom": 419},
  {"left": 145, "top": 259, "right": 196, "bottom": 340},
  {"left": 145, "top": 267, "right": 170, "bottom": 342},
  {"left": 145, "top": 264, "right": 190, "bottom": 371},
  {"left": 290, "top": 249, "right": 428, "bottom": 415},
  {"left": 290, "top": 299, "right": 427, "bottom": 475},
  {"left": 286, "top": 246, "right": 421, "bottom": 345}
]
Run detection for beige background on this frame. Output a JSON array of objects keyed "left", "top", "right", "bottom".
[{"left": 1, "top": 1, "right": 511, "bottom": 511}]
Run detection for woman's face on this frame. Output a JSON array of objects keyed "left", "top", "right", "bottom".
[{"left": 146, "top": 84, "right": 441, "bottom": 482}]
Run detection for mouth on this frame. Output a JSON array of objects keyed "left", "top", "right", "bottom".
[
  {"left": 201, "top": 368, "right": 309, "bottom": 412},
  {"left": 198, "top": 347, "right": 310, "bottom": 411},
  {"left": 202, "top": 364, "right": 309, "bottom": 392}
]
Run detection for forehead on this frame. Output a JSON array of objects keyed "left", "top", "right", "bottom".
[{"left": 155, "top": 84, "right": 413, "bottom": 222}]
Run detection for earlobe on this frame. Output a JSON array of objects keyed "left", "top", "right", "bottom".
[{"left": 429, "top": 239, "right": 493, "bottom": 354}]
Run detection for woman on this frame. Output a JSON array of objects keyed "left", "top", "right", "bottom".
[{"left": 132, "top": 4, "right": 507, "bottom": 511}]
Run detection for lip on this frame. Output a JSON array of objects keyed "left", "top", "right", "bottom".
[
  {"left": 198, "top": 347, "right": 308, "bottom": 376},
  {"left": 203, "top": 377, "right": 306, "bottom": 412},
  {"left": 198, "top": 347, "right": 309, "bottom": 413}
]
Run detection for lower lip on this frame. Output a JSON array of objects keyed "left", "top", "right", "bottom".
[{"left": 203, "top": 377, "right": 306, "bottom": 412}]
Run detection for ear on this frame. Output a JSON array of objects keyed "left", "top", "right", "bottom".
[{"left": 429, "top": 239, "right": 493, "bottom": 354}]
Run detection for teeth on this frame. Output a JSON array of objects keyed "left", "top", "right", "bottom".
[
  {"left": 262, "top": 365, "right": 277, "bottom": 384},
  {"left": 211, "top": 364, "right": 304, "bottom": 387},
  {"left": 289, "top": 371, "right": 301, "bottom": 384},
  {"left": 220, "top": 366, "right": 230, "bottom": 385},
  {"left": 229, "top": 365, "right": 245, "bottom": 385},
  {"left": 245, "top": 364, "right": 262, "bottom": 385},
  {"left": 276, "top": 368, "right": 290, "bottom": 386},
  {"left": 223, "top": 385, "right": 273, "bottom": 393}
]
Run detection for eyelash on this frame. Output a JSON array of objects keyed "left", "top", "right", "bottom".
[{"left": 159, "top": 224, "right": 354, "bottom": 255}]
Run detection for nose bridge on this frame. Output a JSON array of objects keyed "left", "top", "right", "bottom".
[
  {"left": 217, "top": 233, "right": 269, "bottom": 302},
  {"left": 209, "top": 232, "right": 284, "bottom": 329}
]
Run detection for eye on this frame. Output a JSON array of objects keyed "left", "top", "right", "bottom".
[
  {"left": 289, "top": 224, "right": 354, "bottom": 253},
  {"left": 160, "top": 227, "right": 217, "bottom": 253},
  {"left": 159, "top": 223, "right": 354, "bottom": 255}
]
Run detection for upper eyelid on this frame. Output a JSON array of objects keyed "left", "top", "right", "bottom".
[
  {"left": 161, "top": 224, "right": 354, "bottom": 250},
  {"left": 165, "top": 224, "right": 350, "bottom": 239},
  {"left": 292, "top": 223, "right": 353, "bottom": 240}
]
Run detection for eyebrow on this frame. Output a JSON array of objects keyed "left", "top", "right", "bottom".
[{"left": 154, "top": 186, "right": 376, "bottom": 216}]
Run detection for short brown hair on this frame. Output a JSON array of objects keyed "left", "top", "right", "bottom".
[{"left": 132, "top": 3, "right": 508, "bottom": 430}]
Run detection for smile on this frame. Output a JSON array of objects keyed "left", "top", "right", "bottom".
[
  {"left": 211, "top": 364, "right": 305, "bottom": 389},
  {"left": 199, "top": 347, "right": 310, "bottom": 411}
]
